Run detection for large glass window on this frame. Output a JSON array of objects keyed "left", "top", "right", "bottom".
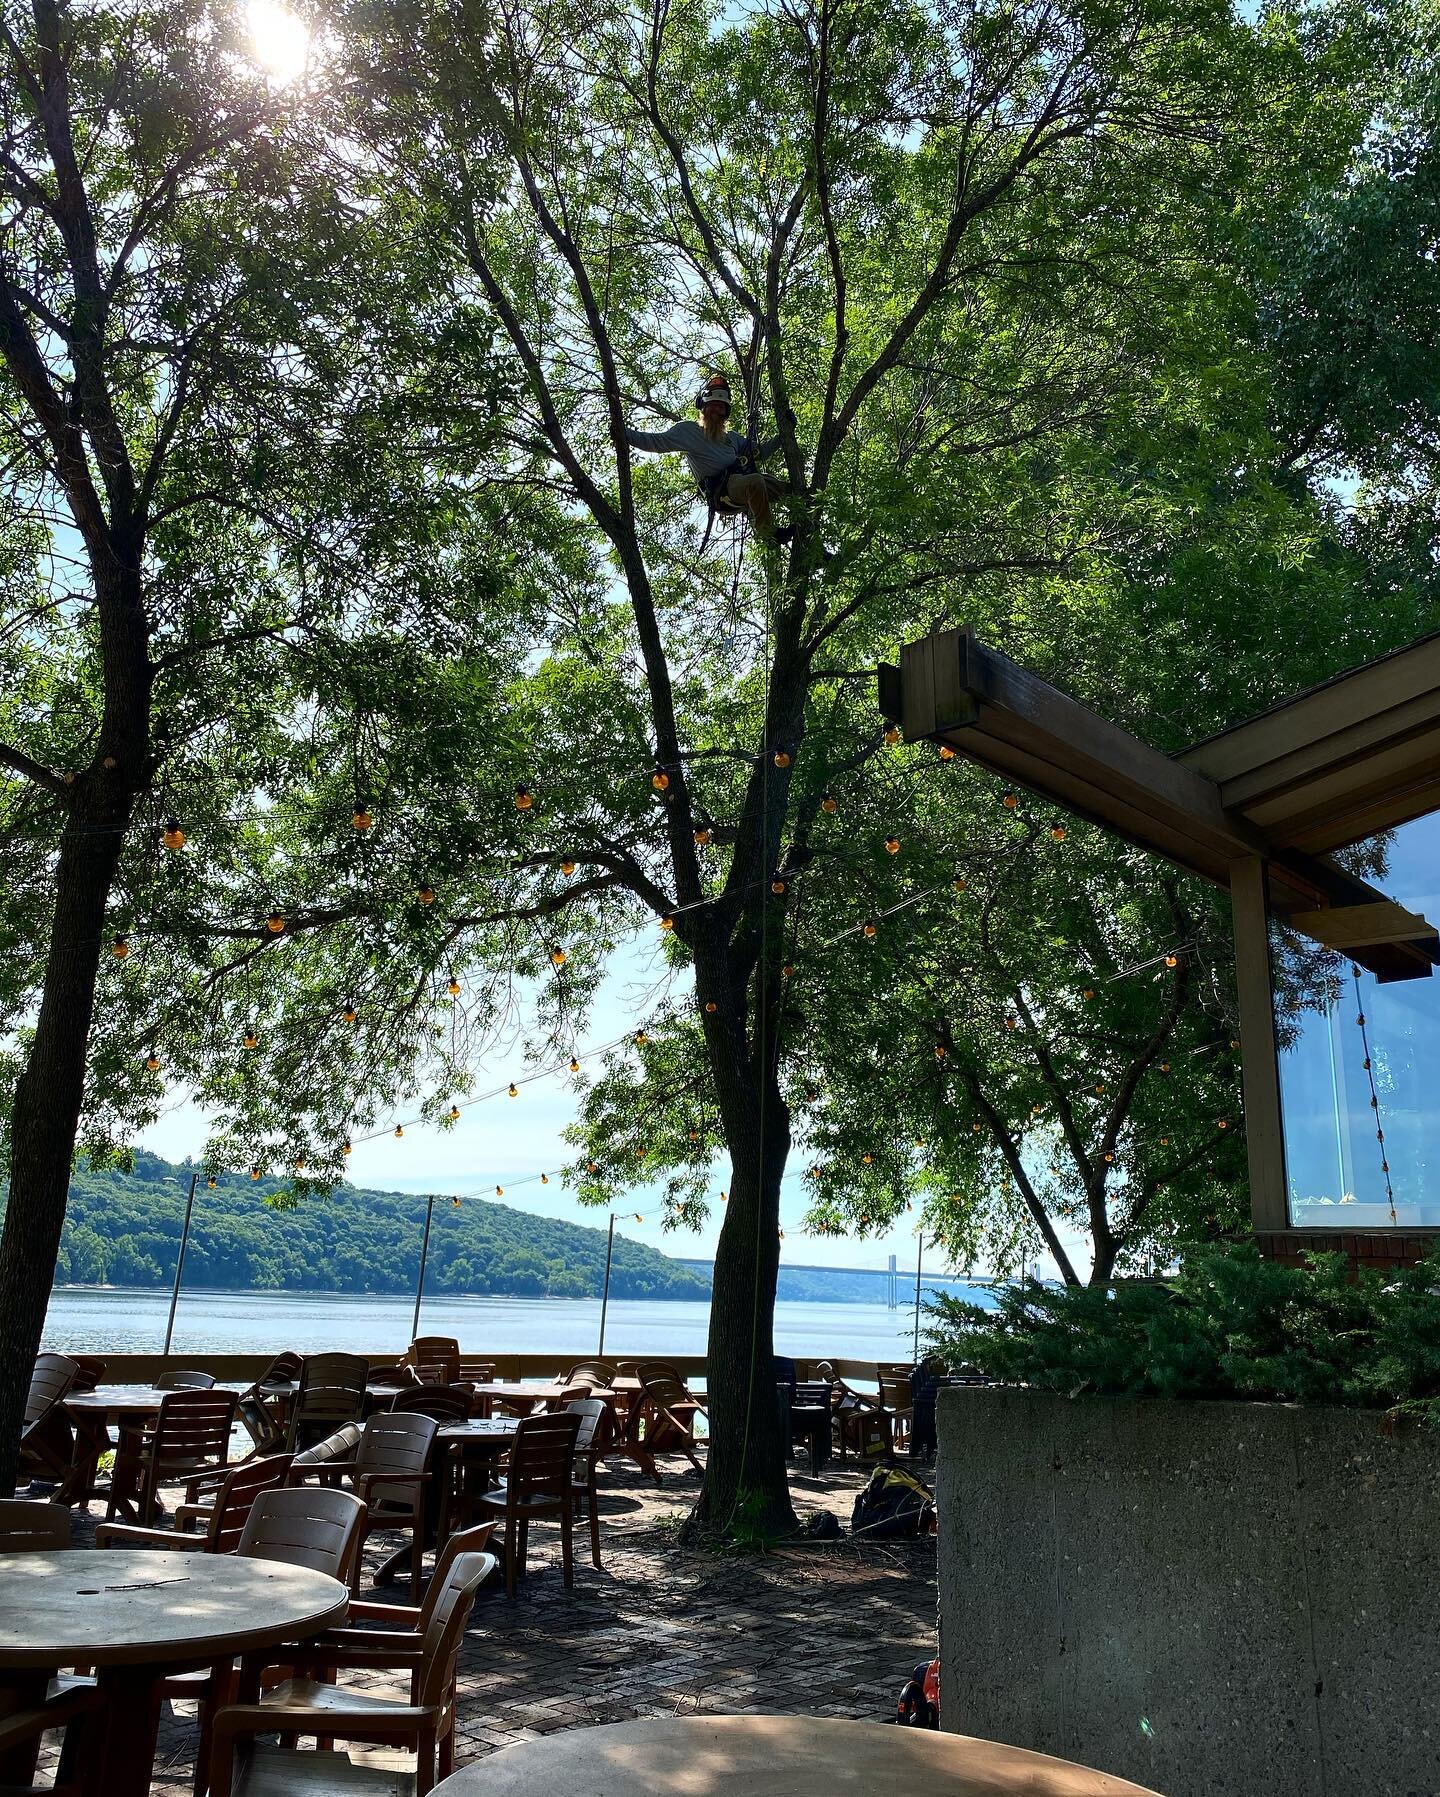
[{"left": 1276, "top": 811, "right": 1440, "bottom": 1228}]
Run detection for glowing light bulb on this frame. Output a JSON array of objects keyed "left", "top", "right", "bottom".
[
  {"left": 266, "top": 912, "right": 285, "bottom": 934},
  {"left": 162, "top": 819, "right": 186, "bottom": 850},
  {"left": 449, "top": 1105, "right": 461, "bottom": 1121},
  {"left": 884, "top": 836, "right": 900, "bottom": 855},
  {"left": 560, "top": 859, "right": 575, "bottom": 875},
  {"left": 694, "top": 828, "right": 711, "bottom": 846},
  {"left": 447, "top": 975, "right": 461, "bottom": 995},
  {"left": 507, "top": 1083, "right": 518, "bottom": 1098},
  {"left": 417, "top": 884, "right": 436, "bottom": 906},
  {"left": 550, "top": 945, "right": 566, "bottom": 966}
]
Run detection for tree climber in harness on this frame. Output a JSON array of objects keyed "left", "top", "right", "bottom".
[{"left": 624, "top": 374, "right": 794, "bottom": 546}]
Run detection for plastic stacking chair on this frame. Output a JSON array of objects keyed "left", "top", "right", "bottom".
[
  {"left": 403, "top": 1336, "right": 461, "bottom": 1386},
  {"left": 477, "top": 1410, "right": 582, "bottom": 1599},
  {"left": 388, "top": 1385, "right": 471, "bottom": 1424},
  {"left": 235, "top": 1353, "right": 302, "bottom": 1458},
  {"left": 0, "top": 1498, "right": 71, "bottom": 1551},
  {"left": 292, "top": 1411, "right": 438, "bottom": 1598},
  {"left": 18, "top": 1352, "right": 78, "bottom": 1486},
  {"left": 877, "top": 1365, "right": 915, "bottom": 1452},
  {"left": 155, "top": 1369, "right": 218, "bottom": 1390},
  {"left": 635, "top": 1364, "right": 705, "bottom": 1471},
  {"left": 211, "top": 1547, "right": 494, "bottom": 1797},
  {"left": 562, "top": 1360, "right": 617, "bottom": 1390},
  {"left": 285, "top": 1354, "right": 368, "bottom": 1452},
  {"left": 106, "top": 1387, "right": 237, "bottom": 1526},
  {"left": 0, "top": 1686, "right": 101, "bottom": 1797},
  {"left": 96, "top": 1454, "right": 293, "bottom": 1553},
  {"left": 564, "top": 1398, "right": 610, "bottom": 1570}
]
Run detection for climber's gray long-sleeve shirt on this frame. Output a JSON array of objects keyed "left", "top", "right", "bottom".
[{"left": 624, "top": 421, "right": 777, "bottom": 488}]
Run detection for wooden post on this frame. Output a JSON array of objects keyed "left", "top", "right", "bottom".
[{"left": 1230, "top": 857, "right": 1289, "bottom": 1231}]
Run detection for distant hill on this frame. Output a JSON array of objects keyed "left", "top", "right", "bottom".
[
  {"left": 21, "top": 1152, "right": 708, "bottom": 1302},
  {"left": 676, "top": 1259, "right": 990, "bottom": 1307}
]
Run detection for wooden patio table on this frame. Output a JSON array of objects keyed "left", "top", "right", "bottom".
[
  {"left": 0, "top": 1548, "right": 347, "bottom": 1797},
  {"left": 61, "top": 1384, "right": 242, "bottom": 1510},
  {"left": 431, "top": 1715, "right": 1164, "bottom": 1795}
]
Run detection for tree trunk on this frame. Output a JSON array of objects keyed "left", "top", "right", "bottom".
[
  {"left": 0, "top": 807, "right": 128, "bottom": 1492},
  {"left": 683, "top": 1058, "right": 797, "bottom": 1541}
]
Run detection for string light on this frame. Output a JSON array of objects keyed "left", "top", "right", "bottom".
[
  {"left": 266, "top": 912, "right": 285, "bottom": 934},
  {"left": 1050, "top": 825, "right": 1066, "bottom": 842},
  {"left": 1083, "top": 988, "right": 1094, "bottom": 1000},
  {"left": 394, "top": 1125, "right": 404, "bottom": 1138},
  {"left": 251, "top": 1167, "right": 261, "bottom": 1181},
  {"left": 352, "top": 802, "right": 373, "bottom": 831},
  {"left": 550, "top": 945, "right": 567, "bottom": 966},
  {"left": 934, "top": 1044, "right": 946, "bottom": 1060},
  {"left": 447, "top": 974, "right": 461, "bottom": 996},
  {"left": 953, "top": 877, "right": 966, "bottom": 892},
  {"left": 1103, "top": 1150, "right": 1115, "bottom": 1164},
  {"left": 342, "top": 1140, "right": 352, "bottom": 1156},
  {"left": 1164, "top": 954, "right": 1178, "bottom": 969},
  {"left": 540, "top": 1173, "right": 549, "bottom": 1184},
  {"left": 295, "top": 1157, "right": 306, "bottom": 1172},
  {"left": 660, "top": 916, "right": 675, "bottom": 931},
  {"left": 144, "top": 1055, "right": 160, "bottom": 1072},
  {"left": 773, "top": 750, "right": 791, "bottom": 768},
  {"left": 451, "top": 1195, "right": 461, "bottom": 1206},
  {"left": 496, "top": 1185, "right": 504, "bottom": 1195},
  {"left": 862, "top": 920, "right": 877, "bottom": 939},
  {"left": 884, "top": 724, "right": 901, "bottom": 745},
  {"left": 820, "top": 793, "right": 837, "bottom": 814},
  {"left": 162, "top": 819, "right": 186, "bottom": 851},
  {"left": 704, "top": 1001, "right": 717, "bottom": 1013},
  {"left": 771, "top": 876, "right": 787, "bottom": 895},
  {"left": 634, "top": 1029, "right": 648, "bottom": 1045},
  {"left": 242, "top": 1027, "right": 258, "bottom": 1050},
  {"left": 1159, "top": 1060, "right": 1171, "bottom": 1073},
  {"left": 507, "top": 1083, "right": 518, "bottom": 1098},
  {"left": 862, "top": 1153, "right": 873, "bottom": 1164},
  {"left": 207, "top": 1175, "right": 217, "bottom": 1188},
  {"left": 587, "top": 1160, "right": 599, "bottom": 1173},
  {"left": 569, "top": 1056, "right": 580, "bottom": 1073},
  {"left": 112, "top": 936, "right": 129, "bottom": 957},
  {"left": 418, "top": 885, "right": 436, "bottom": 906},
  {"left": 1094, "top": 1083, "right": 1106, "bottom": 1094},
  {"left": 884, "top": 836, "right": 900, "bottom": 855},
  {"left": 938, "top": 745, "right": 955, "bottom": 761},
  {"left": 651, "top": 767, "right": 670, "bottom": 791},
  {"left": 449, "top": 1105, "right": 461, "bottom": 1121},
  {"left": 514, "top": 784, "right": 533, "bottom": 810},
  {"left": 1217, "top": 1118, "right": 1229, "bottom": 1131},
  {"left": 694, "top": 828, "right": 711, "bottom": 845},
  {"left": 781, "top": 963, "right": 795, "bottom": 978},
  {"left": 343, "top": 1002, "right": 358, "bottom": 1024},
  {"left": 1002, "top": 792, "right": 1018, "bottom": 809}
]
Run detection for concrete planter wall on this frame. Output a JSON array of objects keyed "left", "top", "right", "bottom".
[{"left": 937, "top": 1385, "right": 1440, "bottom": 1797}]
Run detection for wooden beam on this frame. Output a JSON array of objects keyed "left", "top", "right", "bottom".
[
  {"left": 1230, "top": 858, "right": 1289, "bottom": 1233},
  {"left": 1287, "top": 903, "right": 1439, "bottom": 951}
]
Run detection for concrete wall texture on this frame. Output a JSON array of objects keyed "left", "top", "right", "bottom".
[{"left": 937, "top": 1386, "right": 1440, "bottom": 1797}]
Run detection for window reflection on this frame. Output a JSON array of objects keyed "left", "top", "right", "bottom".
[{"left": 1276, "top": 812, "right": 1440, "bottom": 1227}]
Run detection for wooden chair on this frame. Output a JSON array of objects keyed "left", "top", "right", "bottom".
[
  {"left": 211, "top": 1547, "right": 495, "bottom": 1796},
  {"left": 18, "top": 1352, "right": 78, "bottom": 1486},
  {"left": 96, "top": 1454, "right": 293, "bottom": 1554},
  {"left": 156, "top": 1369, "right": 218, "bottom": 1390},
  {"left": 237, "top": 1353, "right": 303, "bottom": 1458},
  {"left": 564, "top": 1398, "right": 609, "bottom": 1570},
  {"left": 562, "top": 1360, "right": 616, "bottom": 1390},
  {"left": 285, "top": 1354, "right": 368, "bottom": 1452},
  {"left": 67, "top": 1355, "right": 106, "bottom": 1393},
  {"left": 0, "top": 1497, "right": 71, "bottom": 1551},
  {"left": 388, "top": 1385, "right": 471, "bottom": 1424},
  {"left": 635, "top": 1364, "right": 704, "bottom": 1471},
  {"left": 403, "top": 1337, "right": 461, "bottom": 1386},
  {"left": 106, "top": 1387, "right": 237, "bottom": 1526},
  {"left": 477, "top": 1410, "right": 581, "bottom": 1599},
  {"left": 293, "top": 1411, "right": 437, "bottom": 1598}
]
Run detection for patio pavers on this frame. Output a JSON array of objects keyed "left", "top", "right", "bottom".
[{"left": 51, "top": 1452, "right": 937, "bottom": 1791}]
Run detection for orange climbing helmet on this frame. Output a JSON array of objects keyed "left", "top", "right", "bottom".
[{"left": 695, "top": 373, "right": 733, "bottom": 416}]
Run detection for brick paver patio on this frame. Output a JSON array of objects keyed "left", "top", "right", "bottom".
[{"left": 50, "top": 1450, "right": 938, "bottom": 1791}]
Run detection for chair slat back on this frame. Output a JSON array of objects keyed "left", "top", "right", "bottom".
[
  {"left": 68, "top": 1355, "right": 106, "bottom": 1394},
  {"left": 637, "top": 1366, "right": 693, "bottom": 1413},
  {"left": 0, "top": 1498, "right": 71, "bottom": 1552},
  {"left": 563, "top": 1361, "right": 617, "bottom": 1389},
  {"left": 154, "top": 1369, "right": 217, "bottom": 1390},
  {"left": 258, "top": 1350, "right": 304, "bottom": 1388},
  {"left": 208, "top": 1453, "right": 294, "bottom": 1554},
  {"left": 388, "top": 1384, "right": 471, "bottom": 1422},
  {"left": 355, "top": 1410, "right": 438, "bottom": 1480},
  {"left": 23, "top": 1353, "right": 77, "bottom": 1430},
  {"left": 457, "top": 1358, "right": 495, "bottom": 1385},
  {"left": 406, "top": 1336, "right": 461, "bottom": 1384},
  {"left": 878, "top": 1372, "right": 913, "bottom": 1412},
  {"left": 238, "top": 1485, "right": 365, "bottom": 1581},
  {"left": 633, "top": 1360, "right": 687, "bottom": 1390},
  {"left": 794, "top": 1381, "right": 833, "bottom": 1408},
  {"left": 507, "top": 1412, "right": 582, "bottom": 1499},
  {"left": 151, "top": 1389, "right": 238, "bottom": 1479},
  {"left": 564, "top": 1397, "right": 609, "bottom": 1458},
  {"left": 418, "top": 1524, "right": 495, "bottom": 1630},
  {"left": 417, "top": 1550, "right": 495, "bottom": 1713},
  {"left": 290, "top": 1353, "right": 368, "bottom": 1445}
]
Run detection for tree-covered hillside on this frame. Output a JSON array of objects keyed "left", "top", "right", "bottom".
[{"left": 12, "top": 1153, "right": 706, "bottom": 1302}]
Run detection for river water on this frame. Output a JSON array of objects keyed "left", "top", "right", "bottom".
[{"left": 40, "top": 1285, "right": 994, "bottom": 1361}]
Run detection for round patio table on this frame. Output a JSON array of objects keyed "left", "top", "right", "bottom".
[
  {"left": 431, "top": 1715, "right": 1163, "bottom": 1795},
  {"left": 0, "top": 1549, "right": 348, "bottom": 1797}
]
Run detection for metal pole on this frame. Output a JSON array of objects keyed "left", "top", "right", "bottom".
[
  {"left": 163, "top": 1171, "right": 199, "bottom": 1357},
  {"left": 598, "top": 1213, "right": 616, "bottom": 1355},
  {"left": 912, "top": 1231, "right": 924, "bottom": 1362},
  {"left": 411, "top": 1193, "right": 436, "bottom": 1342}
]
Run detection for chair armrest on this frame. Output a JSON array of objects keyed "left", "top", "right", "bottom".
[
  {"left": 172, "top": 1501, "right": 215, "bottom": 1532},
  {"left": 95, "top": 1522, "right": 204, "bottom": 1550},
  {"left": 215, "top": 1699, "right": 440, "bottom": 1739},
  {"left": 289, "top": 1459, "right": 362, "bottom": 1480},
  {"left": 297, "top": 1630, "right": 424, "bottom": 1659},
  {"left": 183, "top": 1467, "right": 229, "bottom": 1503}
]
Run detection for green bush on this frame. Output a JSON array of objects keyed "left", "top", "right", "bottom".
[{"left": 925, "top": 1243, "right": 1440, "bottom": 1422}]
